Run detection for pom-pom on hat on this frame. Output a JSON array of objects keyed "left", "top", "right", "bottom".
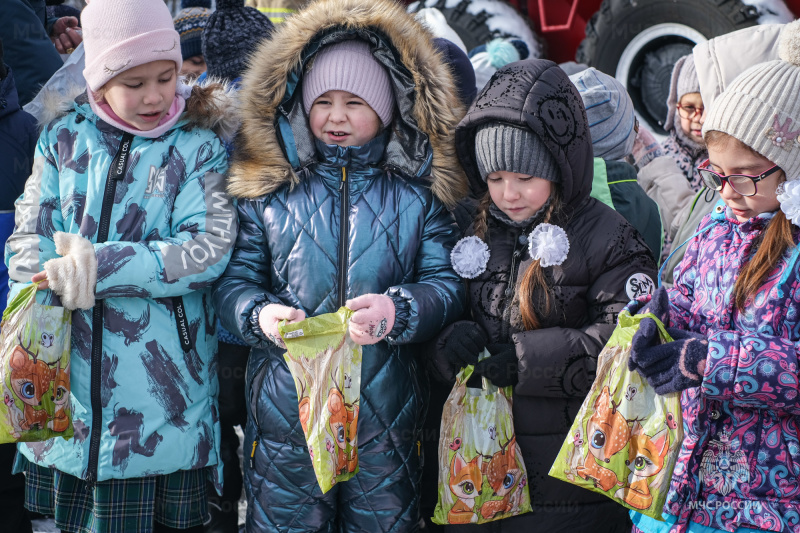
[
  {"left": 704, "top": 19, "right": 800, "bottom": 182},
  {"left": 202, "top": 0, "right": 275, "bottom": 81},
  {"left": 174, "top": 3, "right": 212, "bottom": 61},
  {"left": 569, "top": 67, "right": 637, "bottom": 161},
  {"left": 82, "top": 0, "right": 183, "bottom": 91},
  {"left": 302, "top": 40, "right": 394, "bottom": 127}
]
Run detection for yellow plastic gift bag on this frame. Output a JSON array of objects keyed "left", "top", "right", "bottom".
[
  {"left": 279, "top": 307, "right": 361, "bottom": 493},
  {"left": 433, "top": 351, "right": 532, "bottom": 525},
  {"left": 548, "top": 310, "right": 683, "bottom": 520},
  {"left": 0, "top": 282, "right": 73, "bottom": 442}
]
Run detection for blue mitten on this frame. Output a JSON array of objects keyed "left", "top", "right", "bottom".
[{"left": 630, "top": 327, "right": 708, "bottom": 395}]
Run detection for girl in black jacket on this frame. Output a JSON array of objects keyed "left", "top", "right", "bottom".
[{"left": 430, "top": 59, "right": 658, "bottom": 532}]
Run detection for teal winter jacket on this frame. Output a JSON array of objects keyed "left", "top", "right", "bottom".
[{"left": 4, "top": 82, "right": 238, "bottom": 484}]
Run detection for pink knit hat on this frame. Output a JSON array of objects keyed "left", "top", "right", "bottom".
[
  {"left": 302, "top": 40, "right": 394, "bottom": 127},
  {"left": 82, "top": 0, "right": 183, "bottom": 91}
]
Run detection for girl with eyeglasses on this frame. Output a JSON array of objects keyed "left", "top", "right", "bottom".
[{"left": 626, "top": 20, "right": 800, "bottom": 533}]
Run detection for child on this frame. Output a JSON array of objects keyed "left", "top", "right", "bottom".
[
  {"left": 211, "top": 0, "right": 467, "bottom": 531},
  {"left": 4, "top": 0, "right": 237, "bottom": 531},
  {"left": 568, "top": 66, "right": 663, "bottom": 261},
  {"left": 173, "top": 0, "right": 212, "bottom": 80},
  {"left": 661, "top": 54, "right": 708, "bottom": 191},
  {"left": 432, "top": 58, "right": 658, "bottom": 532},
  {"left": 628, "top": 19, "right": 800, "bottom": 533}
]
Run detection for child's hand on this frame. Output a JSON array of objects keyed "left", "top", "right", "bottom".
[
  {"left": 346, "top": 294, "right": 396, "bottom": 346},
  {"left": 259, "top": 304, "right": 306, "bottom": 348},
  {"left": 31, "top": 271, "right": 50, "bottom": 290}
]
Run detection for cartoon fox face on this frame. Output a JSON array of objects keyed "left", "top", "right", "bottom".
[
  {"left": 587, "top": 386, "right": 631, "bottom": 463},
  {"left": 327, "top": 388, "right": 358, "bottom": 474},
  {"left": 48, "top": 359, "right": 70, "bottom": 433},
  {"left": 626, "top": 423, "right": 669, "bottom": 479},
  {"left": 448, "top": 451, "right": 483, "bottom": 524},
  {"left": 9, "top": 344, "right": 54, "bottom": 430}
]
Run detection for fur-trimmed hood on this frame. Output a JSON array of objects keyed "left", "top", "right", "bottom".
[
  {"left": 35, "top": 78, "right": 239, "bottom": 141},
  {"left": 229, "top": 0, "right": 468, "bottom": 208}
]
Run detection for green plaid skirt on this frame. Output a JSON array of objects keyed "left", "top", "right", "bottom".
[{"left": 20, "top": 456, "right": 208, "bottom": 533}]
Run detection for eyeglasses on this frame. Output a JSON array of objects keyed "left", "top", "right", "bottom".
[
  {"left": 677, "top": 103, "right": 704, "bottom": 120},
  {"left": 698, "top": 159, "right": 782, "bottom": 197}
]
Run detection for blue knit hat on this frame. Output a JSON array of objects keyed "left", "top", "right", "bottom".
[
  {"left": 569, "top": 67, "right": 636, "bottom": 161},
  {"left": 174, "top": 1, "right": 212, "bottom": 60}
]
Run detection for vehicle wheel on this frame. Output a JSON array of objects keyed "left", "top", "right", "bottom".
[
  {"left": 576, "top": 0, "right": 762, "bottom": 134},
  {"left": 407, "top": 0, "right": 543, "bottom": 58}
]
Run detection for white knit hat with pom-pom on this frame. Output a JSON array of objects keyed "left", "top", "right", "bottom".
[{"left": 704, "top": 19, "right": 800, "bottom": 181}]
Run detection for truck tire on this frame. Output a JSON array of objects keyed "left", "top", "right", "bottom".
[
  {"left": 407, "top": 0, "right": 543, "bottom": 58},
  {"left": 576, "top": 0, "right": 761, "bottom": 134}
]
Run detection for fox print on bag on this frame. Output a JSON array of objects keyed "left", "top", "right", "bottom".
[
  {"left": 448, "top": 451, "right": 483, "bottom": 525},
  {"left": 576, "top": 386, "right": 631, "bottom": 491},
  {"left": 614, "top": 422, "right": 670, "bottom": 509}
]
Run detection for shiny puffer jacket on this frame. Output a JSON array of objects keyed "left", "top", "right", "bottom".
[
  {"left": 4, "top": 81, "right": 238, "bottom": 484},
  {"left": 437, "top": 59, "right": 658, "bottom": 533},
  {"left": 211, "top": 0, "right": 468, "bottom": 531}
]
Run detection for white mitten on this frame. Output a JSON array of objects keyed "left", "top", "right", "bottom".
[
  {"left": 346, "top": 293, "right": 396, "bottom": 345},
  {"left": 43, "top": 232, "right": 97, "bottom": 310},
  {"left": 258, "top": 304, "right": 306, "bottom": 348}
]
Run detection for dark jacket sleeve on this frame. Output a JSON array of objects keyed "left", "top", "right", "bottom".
[
  {"left": 513, "top": 210, "right": 658, "bottom": 398},
  {"left": 2, "top": 0, "right": 63, "bottom": 106},
  {"left": 386, "top": 195, "right": 466, "bottom": 344},
  {"left": 212, "top": 197, "right": 283, "bottom": 348}
]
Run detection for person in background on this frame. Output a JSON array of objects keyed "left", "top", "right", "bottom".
[
  {"left": 244, "top": 0, "right": 304, "bottom": 23},
  {"left": 0, "top": 36, "right": 38, "bottom": 533},
  {"left": 2, "top": 0, "right": 81, "bottom": 105},
  {"left": 174, "top": 0, "right": 213, "bottom": 80},
  {"left": 569, "top": 66, "right": 663, "bottom": 261},
  {"left": 199, "top": 3, "right": 273, "bottom": 532},
  {"left": 202, "top": 0, "right": 274, "bottom": 85}
]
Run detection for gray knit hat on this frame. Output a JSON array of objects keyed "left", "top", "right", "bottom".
[
  {"left": 569, "top": 67, "right": 636, "bottom": 160},
  {"left": 302, "top": 40, "right": 394, "bottom": 127},
  {"left": 704, "top": 19, "right": 800, "bottom": 181},
  {"left": 201, "top": 0, "right": 274, "bottom": 81},
  {"left": 474, "top": 124, "right": 560, "bottom": 182},
  {"left": 665, "top": 54, "right": 700, "bottom": 132}
]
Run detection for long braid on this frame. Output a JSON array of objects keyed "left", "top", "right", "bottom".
[{"left": 473, "top": 192, "right": 492, "bottom": 241}]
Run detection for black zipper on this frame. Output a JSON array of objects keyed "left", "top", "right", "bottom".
[
  {"left": 337, "top": 167, "right": 349, "bottom": 308},
  {"left": 501, "top": 236, "right": 523, "bottom": 342},
  {"left": 86, "top": 132, "right": 134, "bottom": 486}
]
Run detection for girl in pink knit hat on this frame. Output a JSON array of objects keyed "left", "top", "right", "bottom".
[{"left": 4, "top": 0, "right": 239, "bottom": 531}]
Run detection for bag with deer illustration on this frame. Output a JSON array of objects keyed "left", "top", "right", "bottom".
[
  {"left": 432, "top": 352, "right": 532, "bottom": 525},
  {"left": 0, "top": 281, "right": 73, "bottom": 443},
  {"left": 278, "top": 307, "right": 362, "bottom": 494},
  {"left": 549, "top": 310, "right": 683, "bottom": 520}
]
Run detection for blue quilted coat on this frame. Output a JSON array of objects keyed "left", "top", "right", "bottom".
[
  {"left": 211, "top": 0, "right": 469, "bottom": 530},
  {"left": 4, "top": 82, "right": 237, "bottom": 485}
]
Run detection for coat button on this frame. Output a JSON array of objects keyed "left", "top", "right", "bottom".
[
  {"left": 710, "top": 409, "right": 720, "bottom": 419},
  {"left": 715, "top": 205, "right": 724, "bottom": 213}
]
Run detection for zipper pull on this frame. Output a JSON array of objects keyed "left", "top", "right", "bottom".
[
  {"left": 250, "top": 437, "right": 258, "bottom": 469},
  {"left": 85, "top": 471, "right": 96, "bottom": 490},
  {"left": 417, "top": 440, "right": 421, "bottom": 456}
]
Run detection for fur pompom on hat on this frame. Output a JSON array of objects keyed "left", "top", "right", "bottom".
[
  {"left": 704, "top": 19, "right": 800, "bottom": 182},
  {"left": 82, "top": 0, "right": 183, "bottom": 91},
  {"left": 302, "top": 40, "right": 394, "bottom": 127}
]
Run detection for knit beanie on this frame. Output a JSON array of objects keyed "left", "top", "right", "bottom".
[
  {"left": 432, "top": 38, "right": 476, "bottom": 108},
  {"left": 174, "top": 2, "right": 212, "bottom": 61},
  {"left": 302, "top": 40, "right": 394, "bottom": 127},
  {"left": 569, "top": 67, "right": 636, "bottom": 161},
  {"left": 665, "top": 54, "right": 700, "bottom": 132},
  {"left": 474, "top": 123, "right": 560, "bottom": 182},
  {"left": 704, "top": 19, "right": 800, "bottom": 181},
  {"left": 82, "top": 0, "right": 183, "bottom": 92},
  {"left": 202, "top": 0, "right": 275, "bottom": 81}
]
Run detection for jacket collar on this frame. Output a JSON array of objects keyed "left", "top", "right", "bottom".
[
  {"left": 0, "top": 69, "right": 22, "bottom": 121},
  {"left": 312, "top": 132, "right": 387, "bottom": 174}
]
